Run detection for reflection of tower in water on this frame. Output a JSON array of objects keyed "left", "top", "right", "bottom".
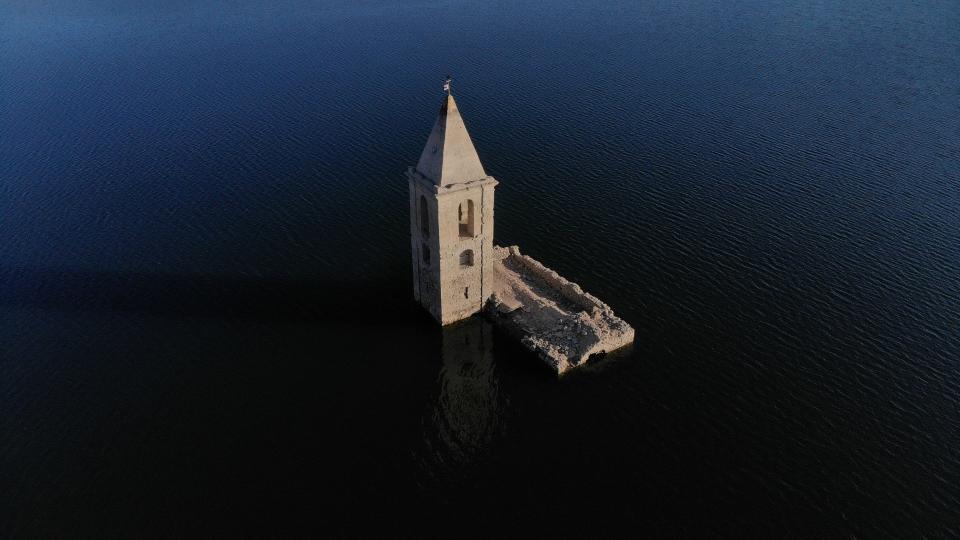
[{"left": 421, "top": 317, "right": 504, "bottom": 481}]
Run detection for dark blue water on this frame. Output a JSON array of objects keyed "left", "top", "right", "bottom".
[{"left": 2, "top": 0, "right": 959, "bottom": 536}]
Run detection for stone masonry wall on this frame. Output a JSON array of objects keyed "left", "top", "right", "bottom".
[{"left": 504, "top": 246, "right": 609, "bottom": 314}]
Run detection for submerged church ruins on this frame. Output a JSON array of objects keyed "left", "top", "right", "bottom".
[{"left": 407, "top": 81, "right": 634, "bottom": 374}]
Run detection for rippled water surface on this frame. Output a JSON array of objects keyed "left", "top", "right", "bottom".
[{"left": 2, "top": 0, "right": 959, "bottom": 536}]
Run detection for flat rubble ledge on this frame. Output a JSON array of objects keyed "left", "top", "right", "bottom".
[{"left": 486, "top": 245, "right": 635, "bottom": 375}]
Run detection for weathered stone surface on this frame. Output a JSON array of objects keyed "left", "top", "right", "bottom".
[
  {"left": 409, "top": 170, "right": 497, "bottom": 325},
  {"left": 415, "top": 94, "right": 488, "bottom": 186},
  {"left": 409, "top": 89, "right": 634, "bottom": 374},
  {"left": 486, "top": 245, "right": 635, "bottom": 375}
]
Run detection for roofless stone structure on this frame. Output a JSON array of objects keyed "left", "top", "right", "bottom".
[{"left": 408, "top": 81, "right": 634, "bottom": 374}]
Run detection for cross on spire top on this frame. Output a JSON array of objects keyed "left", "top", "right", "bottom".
[{"left": 443, "top": 75, "right": 452, "bottom": 95}]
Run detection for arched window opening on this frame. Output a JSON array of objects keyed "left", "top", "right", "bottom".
[
  {"left": 464, "top": 287, "right": 469, "bottom": 299},
  {"left": 419, "top": 195, "right": 429, "bottom": 238},
  {"left": 459, "top": 249, "right": 474, "bottom": 267},
  {"left": 458, "top": 199, "right": 475, "bottom": 237},
  {"left": 422, "top": 244, "right": 431, "bottom": 265}
]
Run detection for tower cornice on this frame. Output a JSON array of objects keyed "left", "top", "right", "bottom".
[{"left": 407, "top": 167, "right": 497, "bottom": 195}]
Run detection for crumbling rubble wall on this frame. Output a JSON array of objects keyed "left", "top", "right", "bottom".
[
  {"left": 489, "top": 245, "right": 635, "bottom": 374},
  {"left": 504, "top": 246, "right": 608, "bottom": 314}
]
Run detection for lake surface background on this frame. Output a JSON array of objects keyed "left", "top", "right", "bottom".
[{"left": 2, "top": 0, "right": 958, "bottom": 536}]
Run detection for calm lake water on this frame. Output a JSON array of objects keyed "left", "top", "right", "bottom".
[{"left": 2, "top": 0, "right": 958, "bottom": 536}]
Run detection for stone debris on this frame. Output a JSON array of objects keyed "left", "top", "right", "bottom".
[{"left": 486, "top": 245, "right": 635, "bottom": 375}]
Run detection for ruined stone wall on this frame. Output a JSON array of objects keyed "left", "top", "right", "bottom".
[
  {"left": 502, "top": 246, "right": 610, "bottom": 314},
  {"left": 488, "top": 245, "right": 635, "bottom": 374}
]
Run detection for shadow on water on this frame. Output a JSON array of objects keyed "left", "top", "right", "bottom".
[
  {"left": 409, "top": 316, "right": 644, "bottom": 535},
  {"left": 0, "top": 266, "right": 415, "bottom": 324},
  {"left": 418, "top": 317, "right": 505, "bottom": 484}
]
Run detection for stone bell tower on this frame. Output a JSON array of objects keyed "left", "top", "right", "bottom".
[{"left": 408, "top": 81, "right": 497, "bottom": 325}]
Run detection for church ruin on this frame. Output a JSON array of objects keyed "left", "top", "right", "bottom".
[{"left": 408, "top": 81, "right": 634, "bottom": 374}]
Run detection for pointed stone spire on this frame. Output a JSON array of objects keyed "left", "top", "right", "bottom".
[{"left": 415, "top": 93, "right": 487, "bottom": 186}]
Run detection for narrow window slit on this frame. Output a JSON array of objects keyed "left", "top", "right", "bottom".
[
  {"left": 458, "top": 200, "right": 475, "bottom": 237},
  {"left": 419, "top": 195, "right": 429, "bottom": 238}
]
